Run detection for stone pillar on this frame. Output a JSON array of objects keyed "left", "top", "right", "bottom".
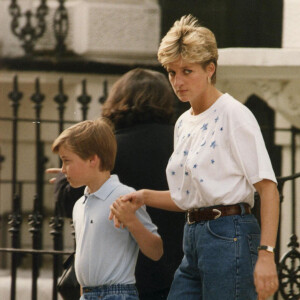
[
  {"left": 282, "top": 0, "right": 300, "bottom": 48},
  {"left": 0, "top": 0, "right": 161, "bottom": 64},
  {"left": 72, "top": 0, "right": 160, "bottom": 64}
]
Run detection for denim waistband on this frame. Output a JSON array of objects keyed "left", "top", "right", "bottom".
[{"left": 83, "top": 284, "right": 137, "bottom": 294}]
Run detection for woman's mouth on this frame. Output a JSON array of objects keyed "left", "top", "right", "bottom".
[{"left": 177, "top": 89, "right": 187, "bottom": 94}]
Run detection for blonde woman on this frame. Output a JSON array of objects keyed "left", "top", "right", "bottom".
[{"left": 110, "top": 15, "right": 279, "bottom": 300}]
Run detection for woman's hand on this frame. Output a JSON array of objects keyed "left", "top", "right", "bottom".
[
  {"left": 119, "top": 191, "right": 145, "bottom": 210},
  {"left": 253, "top": 179, "right": 279, "bottom": 300},
  {"left": 45, "top": 168, "right": 62, "bottom": 184},
  {"left": 110, "top": 198, "right": 137, "bottom": 228},
  {"left": 254, "top": 251, "right": 279, "bottom": 300},
  {"left": 109, "top": 190, "right": 145, "bottom": 228}
]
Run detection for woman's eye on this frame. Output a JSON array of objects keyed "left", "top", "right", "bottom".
[
  {"left": 184, "top": 69, "right": 192, "bottom": 74},
  {"left": 168, "top": 71, "right": 175, "bottom": 76}
]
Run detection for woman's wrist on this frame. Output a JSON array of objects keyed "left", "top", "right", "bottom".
[
  {"left": 140, "top": 189, "right": 149, "bottom": 206},
  {"left": 258, "top": 245, "right": 275, "bottom": 253}
]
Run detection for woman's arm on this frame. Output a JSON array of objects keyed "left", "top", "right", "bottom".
[
  {"left": 253, "top": 179, "right": 280, "bottom": 300},
  {"left": 109, "top": 189, "right": 183, "bottom": 228},
  {"left": 110, "top": 199, "right": 163, "bottom": 261},
  {"left": 122, "top": 189, "right": 183, "bottom": 211}
]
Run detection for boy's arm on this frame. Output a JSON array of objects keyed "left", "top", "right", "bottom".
[
  {"left": 110, "top": 199, "right": 163, "bottom": 261},
  {"left": 127, "top": 215, "right": 163, "bottom": 261}
]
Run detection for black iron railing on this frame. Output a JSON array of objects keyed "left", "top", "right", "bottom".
[{"left": 0, "top": 75, "right": 299, "bottom": 300}]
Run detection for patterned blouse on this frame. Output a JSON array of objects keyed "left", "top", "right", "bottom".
[{"left": 166, "top": 93, "right": 276, "bottom": 210}]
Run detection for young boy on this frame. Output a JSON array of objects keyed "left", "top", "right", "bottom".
[{"left": 51, "top": 118, "right": 163, "bottom": 300}]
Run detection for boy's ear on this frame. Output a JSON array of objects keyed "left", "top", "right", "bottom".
[{"left": 89, "top": 154, "right": 101, "bottom": 168}]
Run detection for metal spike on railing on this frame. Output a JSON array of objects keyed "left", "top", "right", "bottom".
[
  {"left": 77, "top": 79, "right": 91, "bottom": 120},
  {"left": 8, "top": 75, "right": 23, "bottom": 111},
  {"left": 8, "top": 75, "right": 23, "bottom": 198},
  {"left": 31, "top": 78, "right": 45, "bottom": 114},
  {"left": 99, "top": 80, "right": 108, "bottom": 104},
  {"left": 54, "top": 78, "right": 68, "bottom": 133}
]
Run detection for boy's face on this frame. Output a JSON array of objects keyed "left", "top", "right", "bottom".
[{"left": 59, "top": 145, "right": 90, "bottom": 188}]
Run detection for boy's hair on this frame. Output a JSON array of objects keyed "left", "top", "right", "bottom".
[
  {"left": 101, "top": 68, "right": 175, "bottom": 129},
  {"left": 52, "top": 118, "right": 117, "bottom": 171},
  {"left": 157, "top": 14, "right": 218, "bottom": 84}
]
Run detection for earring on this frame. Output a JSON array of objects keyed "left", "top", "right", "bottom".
[{"left": 207, "top": 76, "right": 211, "bottom": 85}]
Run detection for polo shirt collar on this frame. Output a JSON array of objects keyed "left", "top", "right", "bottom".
[{"left": 83, "top": 174, "right": 121, "bottom": 201}]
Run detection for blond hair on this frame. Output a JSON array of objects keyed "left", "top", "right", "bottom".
[
  {"left": 158, "top": 15, "right": 218, "bottom": 84},
  {"left": 52, "top": 118, "right": 117, "bottom": 171}
]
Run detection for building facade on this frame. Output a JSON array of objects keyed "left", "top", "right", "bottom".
[{"left": 0, "top": 1, "right": 299, "bottom": 299}]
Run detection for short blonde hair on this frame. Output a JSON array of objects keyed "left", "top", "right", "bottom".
[
  {"left": 158, "top": 15, "right": 218, "bottom": 84},
  {"left": 52, "top": 118, "right": 117, "bottom": 171}
]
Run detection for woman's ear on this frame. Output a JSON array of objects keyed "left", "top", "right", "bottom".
[{"left": 206, "top": 62, "right": 215, "bottom": 77}]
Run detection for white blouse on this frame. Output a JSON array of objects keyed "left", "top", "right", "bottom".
[{"left": 166, "top": 93, "right": 277, "bottom": 210}]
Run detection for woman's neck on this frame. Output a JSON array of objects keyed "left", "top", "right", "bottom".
[{"left": 190, "top": 87, "right": 223, "bottom": 115}]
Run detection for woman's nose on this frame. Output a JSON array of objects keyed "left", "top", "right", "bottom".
[{"left": 173, "top": 75, "right": 183, "bottom": 88}]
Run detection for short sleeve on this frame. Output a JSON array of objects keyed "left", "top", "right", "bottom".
[
  {"left": 230, "top": 121, "right": 277, "bottom": 186},
  {"left": 135, "top": 205, "right": 160, "bottom": 236}
]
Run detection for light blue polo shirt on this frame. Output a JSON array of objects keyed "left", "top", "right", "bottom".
[{"left": 72, "top": 174, "right": 159, "bottom": 287}]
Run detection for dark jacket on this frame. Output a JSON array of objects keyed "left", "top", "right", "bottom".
[{"left": 54, "top": 122, "right": 185, "bottom": 294}]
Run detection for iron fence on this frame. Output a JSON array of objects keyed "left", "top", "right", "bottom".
[{"left": 0, "top": 75, "right": 299, "bottom": 300}]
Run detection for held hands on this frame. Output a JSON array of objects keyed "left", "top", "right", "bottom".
[
  {"left": 109, "top": 191, "right": 144, "bottom": 228},
  {"left": 45, "top": 168, "right": 62, "bottom": 184},
  {"left": 254, "top": 252, "right": 279, "bottom": 300},
  {"left": 109, "top": 198, "right": 137, "bottom": 229}
]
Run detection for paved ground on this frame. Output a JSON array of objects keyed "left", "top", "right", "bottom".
[{"left": 0, "top": 269, "right": 63, "bottom": 300}]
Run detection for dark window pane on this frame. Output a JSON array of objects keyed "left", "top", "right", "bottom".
[{"left": 159, "top": 0, "right": 283, "bottom": 48}]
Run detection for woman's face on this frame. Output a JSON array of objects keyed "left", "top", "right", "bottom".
[{"left": 166, "top": 58, "right": 211, "bottom": 105}]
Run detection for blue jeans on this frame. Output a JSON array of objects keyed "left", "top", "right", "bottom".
[
  {"left": 80, "top": 284, "right": 139, "bottom": 300},
  {"left": 167, "top": 208, "right": 260, "bottom": 300}
]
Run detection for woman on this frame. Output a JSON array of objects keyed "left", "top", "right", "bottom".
[
  {"left": 110, "top": 15, "right": 279, "bottom": 300},
  {"left": 47, "top": 68, "right": 185, "bottom": 300}
]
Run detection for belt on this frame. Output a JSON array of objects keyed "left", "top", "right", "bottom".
[
  {"left": 186, "top": 203, "right": 251, "bottom": 224},
  {"left": 83, "top": 284, "right": 137, "bottom": 294}
]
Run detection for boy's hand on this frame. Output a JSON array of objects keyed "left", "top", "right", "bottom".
[
  {"left": 109, "top": 191, "right": 144, "bottom": 227},
  {"left": 45, "top": 168, "right": 62, "bottom": 184},
  {"left": 110, "top": 199, "right": 137, "bottom": 228}
]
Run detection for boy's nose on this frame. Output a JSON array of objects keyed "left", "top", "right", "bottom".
[{"left": 61, "top": 165, "right": 66, "bottom": 174}]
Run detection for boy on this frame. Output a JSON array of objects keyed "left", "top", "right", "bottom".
[{"left": 52, "top": 118, "right": 163, "bottom": 300}]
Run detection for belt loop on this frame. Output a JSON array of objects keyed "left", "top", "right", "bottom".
[{"left": 239, "top": 203, "right": 246, "bottom": 216}]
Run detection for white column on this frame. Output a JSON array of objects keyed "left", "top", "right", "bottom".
[
  {"left": 72, "top": 0, "right": 160, "bottom": 64},
  {"left": 282, "top": 0, "right": 300, "bottom": 48}
]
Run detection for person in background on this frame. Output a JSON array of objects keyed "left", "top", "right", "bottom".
[
  {"left": 51, "top": 118, "right": 163, "bottom": 300},
  {"left": 47, "top": 68, "right": 185, "bottom": 300},
  {"left": 110, "top": 15, "right": 280, "bottom": 300}
]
